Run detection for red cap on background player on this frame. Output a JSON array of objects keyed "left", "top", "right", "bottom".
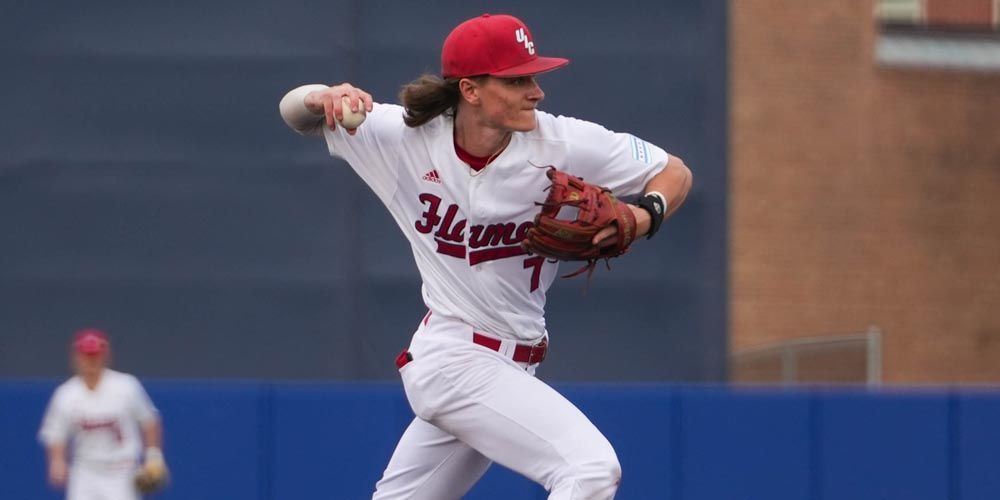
[
  {"left": 73, "top": 328, "right": 110, "bottom": 356},
  {"left": 441, "top": 14, "right": 569, "bottom": 78}
]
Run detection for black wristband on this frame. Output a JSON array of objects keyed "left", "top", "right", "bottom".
[{"left": 635, "top": 192, "right": 667, "bottom": 239}]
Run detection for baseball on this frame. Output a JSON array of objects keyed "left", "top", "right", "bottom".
[{"left": 339, "top": 96, "right": 367, "bottom": 129}]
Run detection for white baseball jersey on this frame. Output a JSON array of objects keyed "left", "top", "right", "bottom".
[
  {"left": 322, "top": 103, "right": 669, "bottom": 341},
  {"left": 39, "top": 369, "right": 158, "bottom": 466}
]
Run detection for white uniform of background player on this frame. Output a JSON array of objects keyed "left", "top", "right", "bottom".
[
  {"left": 39, "top": 329, "right": 166, "bottom": 500},
  {"left": 280, "top": 13, "right": 693, "bottom": 500}
]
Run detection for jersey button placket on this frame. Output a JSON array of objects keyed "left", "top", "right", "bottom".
[{"left": 472, "top": 195, "right": 485, "bottom": 217}]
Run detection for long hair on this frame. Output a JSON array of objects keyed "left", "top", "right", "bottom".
[{"left": 399, "top": 74, "right": 487, "bottom": 127}]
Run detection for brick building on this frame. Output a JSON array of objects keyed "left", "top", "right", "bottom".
[{"left": 730, "top": 0, "right": 1000, "bottom": 382}]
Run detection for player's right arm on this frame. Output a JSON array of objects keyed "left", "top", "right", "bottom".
[
  {"left": 279, "top": 82, "right": 406, "bottom": 208},
  {"left": 38, "top": 388, "right": 70, "bottom": 488},
  {"left": 45, "top": 443, "right": 68, "bottom": 487},
  {"left": 279, "top": 83, "right": 373, "bottom": 136}
]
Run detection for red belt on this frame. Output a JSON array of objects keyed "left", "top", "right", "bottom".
[
  {"left": 396, "top": 312, "right": 548, "bottom": 368},
  {"left": 472, "top": 333, "right": 548, "bottom": 365}
]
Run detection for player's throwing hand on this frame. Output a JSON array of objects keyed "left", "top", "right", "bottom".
[{"left": 303, "top": 83, "right": 374, "bottom": 134}]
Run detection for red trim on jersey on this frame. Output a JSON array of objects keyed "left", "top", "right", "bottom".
[
  {"left": 454, "top": 142, "right": 491, "bottom": 171},
  {"left": 468, "top": 245, "right": 528, "bottom": 265},
  {"left": 435, "top": 239, "right": 467, "bottom": 258}
]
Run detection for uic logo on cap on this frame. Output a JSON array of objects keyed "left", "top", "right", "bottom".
[{"left": 514, "top": 28, "right": 535, "bottom": 55}]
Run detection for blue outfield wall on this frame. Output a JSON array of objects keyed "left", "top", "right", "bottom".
[{"left": 3, "top": 382, "right": 1000, "bottom": 500}]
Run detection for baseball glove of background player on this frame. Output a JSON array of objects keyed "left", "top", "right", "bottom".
[
  {"left": 134, "top": 456, "right": 169, "bottom": 495},
  {"left": 522, "top": 167, "right": 637, "bottom": 278}
]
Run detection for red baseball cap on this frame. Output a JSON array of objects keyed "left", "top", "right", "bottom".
[
  {"left": 73, "top": 328, "right": 110, "bottom": 355},
  {"left": 441, "top": 14, "right": 569, "bottom": 78}
]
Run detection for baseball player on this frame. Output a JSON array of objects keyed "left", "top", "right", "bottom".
[
  {"left": 279, "top": 13, "right": 692, "bottom": 500},
  {"left": 39, "top": 328, "right": 169, "bottom": 500}
]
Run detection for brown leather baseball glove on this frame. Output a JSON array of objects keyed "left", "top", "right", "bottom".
[
  {"left": 521, "top": 167, "right": 637, "bottom": 278},
  {"left": 134, "top": 456, "right": 169, "bottom": 495}
]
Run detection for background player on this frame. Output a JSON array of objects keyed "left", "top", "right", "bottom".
[
  {"left": 280, "top": 13, "right": 692, "bottom": 500},
  {"left": 38, "top": 328, "right": 168, "bottom": 500}
]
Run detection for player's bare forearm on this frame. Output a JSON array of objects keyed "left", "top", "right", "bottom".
[
  {"left": 46, "top": 443, "right": 65, "bottom": 465},
  {"left": 303, "top": 83, "right": 373, "bottom": 130},
  {"left": 643, "top": 155, "right": 692, "bottom": 219},
  {"left": 280, "top": 83, "right": 373, "bottom": 136},
  {"left": 142, "top": 419, "right": 163, "bottom": 449},
  {"left": 46, "top": 444, "right": 68, "bottom": 487},
  {"left": 593, "top": 157, "right": 692, "bottom": 246}
]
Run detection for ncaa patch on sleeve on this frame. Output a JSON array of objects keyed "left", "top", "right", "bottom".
[{"left": 628, "top": 135, "right": 651, "bottom": 164}]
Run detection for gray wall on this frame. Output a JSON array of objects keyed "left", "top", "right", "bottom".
[{"left": 0, "top": 0, "right": 727, "bottom": 381}]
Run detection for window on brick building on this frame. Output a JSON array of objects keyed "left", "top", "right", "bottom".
[
  {"left": 876, "top": 0, "right": 1000, "bottom": 70},
  {"left": 878, "top": 0, "right": 924, "bottom": 26},
  {"left": 878, "top": 0, "right": 999, "bottom": 31}
]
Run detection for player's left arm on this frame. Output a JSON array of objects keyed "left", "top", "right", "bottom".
[
  {"left": 594, "top": 155, "right": 693, "bottom": 245},
  {"left": 141, "top": 417, "right": 163, "bottom": 451},
  {"left": 634, "top": 155, "right": 692, "bottom": 235},
  {"left": 129, "top": 378, "right": 167, "bottom": 477},
  {"left": 135, "top": 416, "right": 169, "bottom": 493}
]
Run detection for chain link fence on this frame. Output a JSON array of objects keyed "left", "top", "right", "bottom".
[{"left": 731, "top": 326, "right": 882, "bottom": 384}]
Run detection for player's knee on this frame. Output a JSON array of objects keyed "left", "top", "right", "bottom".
[
  {"left": 580, "top": 454, "right": 621, "bottom": 498},
  {"left": 553, "top": 450, "right": 621, "bottom": 499}
]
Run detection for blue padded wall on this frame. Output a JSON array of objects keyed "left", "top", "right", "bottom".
[
  {"left": 5, "top": 382, "right": 999, "bottom": 500},
  {"left": 270, "top": 383, "right": 412, "bottom": 500},
  {"left": 0, "top": 381, "right": 61, "bottom": 500},
  {"left": 144, "top": 382, "right": 267, "bottom": 500},
  {"left": 956, "top": 393, "right": 1000, "bottom": 500},
  {"left": 562, "top": 385, "right": 676, "bottom": 499},
  {"left": 678, "top": 388, "right": 812, "bottom": 500},
  {"left": 815, "top": 392, "right": 951, "bottom": 500}
]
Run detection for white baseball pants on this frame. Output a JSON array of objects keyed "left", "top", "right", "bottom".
[
  {"left": 372, "top": 313, "right": 620, "bottom": 500},
  {"left": 66, "top": 462, "right": 139, "bottom": 500}
]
